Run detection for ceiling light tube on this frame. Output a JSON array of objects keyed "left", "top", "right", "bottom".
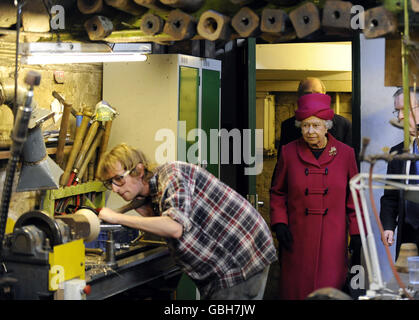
[
  {"left": 19, "top": 42, "right": 151, "bottom": 65},
  {"left": 21, "top": 52, "right": 148, "bottom": 65}
]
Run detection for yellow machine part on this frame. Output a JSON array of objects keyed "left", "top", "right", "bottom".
[
  {"left": 48, "top": 239, "right": 85, "bottom": 291},
  {"left": 5, "top": 217, "right": 15, "bottom": 234}
]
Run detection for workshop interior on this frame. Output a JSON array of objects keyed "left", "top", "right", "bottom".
[{"left": 0, "top": 0, "right": 419, "bottom": 300}]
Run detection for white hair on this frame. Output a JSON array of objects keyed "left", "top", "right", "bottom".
[{"left": 295, "top": 119, "right": 333, "bottom": 130}]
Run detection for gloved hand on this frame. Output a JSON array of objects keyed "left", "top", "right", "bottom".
[
  {"left": 272, "top": 223, "right": 293, "bottom": 252},
  {"left": 349, "top": 234, "right": 362, "bottom": 267}
]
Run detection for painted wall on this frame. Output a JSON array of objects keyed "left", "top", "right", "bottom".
[
  {"left": 360, "top": 34, "right": 403, "bottom": 282},
  {"left": 256, "top": 42, "right": 352, "bottom": 71}
]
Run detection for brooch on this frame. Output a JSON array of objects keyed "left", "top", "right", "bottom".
[{"left": 329, "top": 146, "right": 337, "bottom": 156}]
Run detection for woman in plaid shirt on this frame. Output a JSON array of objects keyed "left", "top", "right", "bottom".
[{"left": 97, "top": 143, "right": 277, "bottom": 300}]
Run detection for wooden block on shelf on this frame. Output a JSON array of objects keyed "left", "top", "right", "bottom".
[{"left": 385, "top": 34, "right": 419, "bottom": 87}]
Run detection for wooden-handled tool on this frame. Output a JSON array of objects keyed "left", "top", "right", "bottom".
[
  {"left": 88, "top": 151, "right": 96, "bottom": 181},
  {"left": 73, "top": 120, "right": 100, "bottom": 172},
  {"left": 60, "top": 110, "right": 92, "bottom": 186},
  {"left": 52, "top": 91, "right": 78, "bottom": 117},
  {"left": 89, "top": 100, "right": 118, "bottom": 180},
  {"left": 52, "top": 91, "right": 72, "bottom": 168},
  {"left": 76, "top": 126, "right": 104, "bottom": 182},
  {"left": 95, "top": 119, "right": 113, "bottom": 179}
]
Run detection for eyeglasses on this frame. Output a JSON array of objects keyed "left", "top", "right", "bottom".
[
  {"left": 103, "top": 167, "right": 136, "bottom": 190},
  {"left": 393, "top": 110, "right": 401, "bottom": 117},
  {"left": 393, "top": 106, "right": 419, "bottom": 117}
]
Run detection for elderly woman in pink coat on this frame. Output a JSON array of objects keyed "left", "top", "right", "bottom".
[{"left": 270, "top": 93, "right": 361, "bottom": 300}]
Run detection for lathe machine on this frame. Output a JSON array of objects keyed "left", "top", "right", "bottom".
[{"left": 0, "top": 208, "right": 181, "bottom": 300}]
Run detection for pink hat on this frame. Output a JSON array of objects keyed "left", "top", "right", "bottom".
[{"left": 295, "top": 93, "right": 334, "bottom": 121}]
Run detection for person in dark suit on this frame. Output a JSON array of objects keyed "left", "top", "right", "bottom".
[{"left": 380, "top": 88, "right": 419, "bottom": 259}]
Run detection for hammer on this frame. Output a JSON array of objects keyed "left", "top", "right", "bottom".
[{"left": 52, "top": 91, "right": 74, "bottom": 168}]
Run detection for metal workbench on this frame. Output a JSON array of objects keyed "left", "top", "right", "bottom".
[{"left": 85, "top": 242, "right": 182, "bottom": 300}]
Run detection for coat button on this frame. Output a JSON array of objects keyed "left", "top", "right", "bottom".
[{"left": 305, "top": 168, "right": 309, "bottom": 176}]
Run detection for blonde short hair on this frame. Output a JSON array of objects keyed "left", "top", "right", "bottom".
[{"left": 97, "top": 143, "right": 153, "bottom": 181}]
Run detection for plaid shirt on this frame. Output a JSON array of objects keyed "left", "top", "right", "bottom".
[{"left": 148, "top": 162, "right": 277, "bottom": 296}]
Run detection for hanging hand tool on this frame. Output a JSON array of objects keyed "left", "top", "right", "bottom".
[
  {"left": 64, "top": 119, "right": 101, "bottom": 211},
  {"left": 73, "top": 120, "right": 100, "bottom": 177},
  {"left": 94, "top": 100, "right": 118, "bottom": 179},
  {"left": 88, "top": 150, "right": 97, "bottom": 181},
  {"left": 52, "top": 91, "right": 73, "bottom": 169},
  {"left": 76, "top": 126, "right": 104, "bottom": 183},
  {"left": 60, "top": 110, "right": 92, "bottom": 186}
]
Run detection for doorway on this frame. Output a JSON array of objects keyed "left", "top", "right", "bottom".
[{"left": 255, "top": 41, "right": 354, "bottom": 299}]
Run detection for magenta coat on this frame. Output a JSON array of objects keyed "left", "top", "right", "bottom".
[{"left": 270, "top": 134, "right": 360, "bottom": 300}]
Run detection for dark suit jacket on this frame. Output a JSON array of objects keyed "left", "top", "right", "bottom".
[
  {"left": 380, "top": 141, "right": 416, "bottom": 259},
  {"left": 271, "top": 114, "right": 352, "bottom": 185}
]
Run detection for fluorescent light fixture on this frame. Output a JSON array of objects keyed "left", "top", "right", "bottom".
[
  {"left": 19, "top": 42, "right": 151, "bottom": 65},
  {"left": 21, "top": 52, "right": 148, "bottom": 64}
]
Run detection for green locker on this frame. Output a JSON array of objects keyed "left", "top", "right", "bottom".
[
  {"left": 201, "top": 69, "right": 220, "bottom": 178},
  {"left": 178, "top": 66, "right": 199, "bottom": 164},
  {"left": 178, "top": 64, "right": 221, "bottom": 178}
]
